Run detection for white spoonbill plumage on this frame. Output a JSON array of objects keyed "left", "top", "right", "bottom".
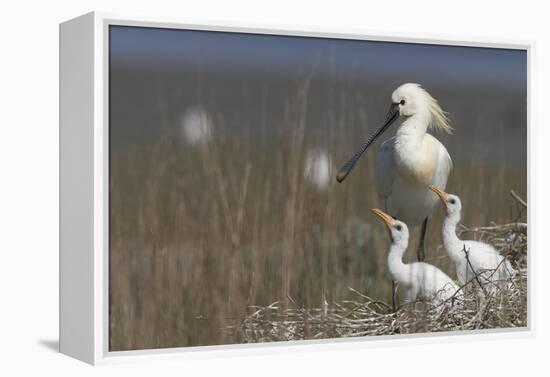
[
  {"left": 372, "top": 209, "right": 462, "bottom": 306},
  {"left": 429, "top": 186, "right": 516, "bottom": 289},
  {"left": 337, "top": 83, "right": 453, "bottom": 261}
]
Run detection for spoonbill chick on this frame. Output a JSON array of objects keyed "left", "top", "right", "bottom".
[
  {"left": 372, "top": 209, "right": 462, "bottom": 307},
  {"left": 429, "top": 186, "right": 516, "bottom": 289},
  {"left": 337, "top": 83, "right": 453, "bottom": 262}
]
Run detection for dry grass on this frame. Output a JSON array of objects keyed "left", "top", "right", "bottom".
[{"left": 239, "top": 221, "right": 528, "bottom": 342}]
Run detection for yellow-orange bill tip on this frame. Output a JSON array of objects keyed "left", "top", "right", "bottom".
[
  {"left": 335, "top": 171, "right": 346, "bottom": 183},
  {"left": 428, "top": 185, "right": 448, "bottom": 203},
  {"left": 371, "top": 208, "right": 395, "bottom": 227}
]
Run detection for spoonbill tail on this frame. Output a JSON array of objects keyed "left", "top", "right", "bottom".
[
  {"left": 429, "top": 186, "right": 516, "bottom": 290},
  {"left": 372, "top": 209, "right": 462, "bottom": 306},
  {"left": 337, "top": 83, "right": 453, "bottom": 262}
]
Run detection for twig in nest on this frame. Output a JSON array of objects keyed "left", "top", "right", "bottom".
[{"left": 462, "top": 244, "right": 488, "bottom": 296}]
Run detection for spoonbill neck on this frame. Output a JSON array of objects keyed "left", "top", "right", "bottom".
[
  {"left": 396, "top": 113, "right": 430, "bottom": 143},
  {"left": 393, "top": 114, "right": 441, "bottom": 188},
  {"left": 442, "top": 213, "right": 463, "bottom": 258},
  {"left": 387, "top": 243, "right": 412, "bottom": 286}
]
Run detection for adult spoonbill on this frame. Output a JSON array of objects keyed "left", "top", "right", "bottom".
[
  {"left": 429, "top": 186, "right": 516, "bottom": 290},
  {"left": 337, "top": 83, "right": 453, "bottom": 261},
  {"left": 372, "top": 209, "right": 462, "bottom": 306}
]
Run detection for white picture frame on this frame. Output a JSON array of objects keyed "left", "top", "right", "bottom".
[{"left": 59, "top": 11, "right": 534, "bottom": 365}]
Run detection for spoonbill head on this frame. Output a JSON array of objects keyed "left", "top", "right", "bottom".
[
  {"left": 337, "top": 83, "right": 453, "bottom": 261},
  {"left": 371, "top": 208, "right": 409, "bottom": 247},
  {"left": 428, "top": 185, "right": 462, "bottom": 219},
  {"left": 390, "top": 83, "right": 453, "bottom": 133}
]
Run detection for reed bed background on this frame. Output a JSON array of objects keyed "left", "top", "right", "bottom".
[{"left": 108, "top": 33, "right": 527, "bottom": 350}]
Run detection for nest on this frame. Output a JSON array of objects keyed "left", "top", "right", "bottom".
[{"left": 239, "top": 221, "right": 528, "bottom": 343}]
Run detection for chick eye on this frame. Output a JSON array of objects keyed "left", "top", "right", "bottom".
[
  {"left": 449, "top": 199, "right": 456, "bottom": 205},
  {"left": 395, "top": 224, "right": 402, "bottom": 231},
  {"left": 400, "top": 99, "right": 405, "bottom": 105}
]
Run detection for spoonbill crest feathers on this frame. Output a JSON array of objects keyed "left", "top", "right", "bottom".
[{"left": 392, "top": 83, "right": 453, "bottom": 135}]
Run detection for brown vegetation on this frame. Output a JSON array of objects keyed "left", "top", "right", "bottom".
[
  {"left": 109, "top": 80, "right": 527, "bottom": 350},
  {"left": 240, "top": 219, "right": 527, "bottom": 342}
]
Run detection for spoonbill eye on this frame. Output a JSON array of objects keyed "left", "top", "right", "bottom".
[
  {"left": 449, "top": 199, "right": 456, "bottom": 204},
  {"left": 395, "top": 224, "right": 402, "bottom": 231},
  {"left": 400, "top": 99, "right": 405, "bottom": 105}
]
